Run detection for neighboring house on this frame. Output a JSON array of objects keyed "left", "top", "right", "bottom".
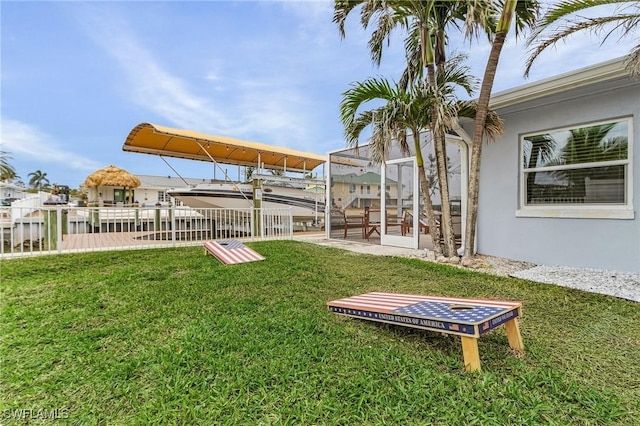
[
  {"left": 331, "top": 172, "right": 397, "bottom": 210},
  {"left": 84, "top": 175, "right": 211, "bottom": 206},
  {"left": 133, "top": 175, "right": 212, "bottom": 206},
  {"left": 0, "top": 182, "right": 28, "bottom": 203},
  {"left": 459, "top": 57, "right": 639, "bottom": 273}
]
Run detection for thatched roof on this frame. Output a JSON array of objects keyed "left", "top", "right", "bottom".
[{"left": 82, "top": 165, "right": 141, "bottom": 188}]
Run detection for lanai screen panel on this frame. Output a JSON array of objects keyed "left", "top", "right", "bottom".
[
  {"left": 327, "top": 133, "right": 463, "bottom": 238},
  {"left": 329, "top": 145, "right": 382, "bottom": 212}
]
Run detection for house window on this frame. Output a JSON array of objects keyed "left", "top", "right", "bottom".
[
  {"left": 518, "top": 118, "right": 633, "bottom": 219},
  {"left": 349, "top": 184, "right": 355, "bottom": 193},
  {"left": 158, "top": 191, "right": 168, "bottom": 202}
]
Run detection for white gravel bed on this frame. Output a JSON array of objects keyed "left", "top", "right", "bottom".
[
  {"left": 297, "top": 236, "right": 640, "bottom": 303},
  {"left": 510, "top": 266, "right": 640, "bottom": 303}
]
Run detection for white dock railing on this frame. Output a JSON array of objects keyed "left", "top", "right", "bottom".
[{"left": 0, "top": 206, "right": 294, "bottom": 258}]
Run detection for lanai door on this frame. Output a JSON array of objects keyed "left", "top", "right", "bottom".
[{"left": 381, "top": 157, "right": 419, "bottom": 249}]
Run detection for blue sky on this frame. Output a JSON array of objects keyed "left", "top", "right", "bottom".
[{"left": 1, "top": 1, "right": 635, "bottom": 188}]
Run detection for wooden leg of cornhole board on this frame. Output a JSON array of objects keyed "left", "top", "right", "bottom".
[
  {"left": 504, "top": 318, "right": 524, "bottom": 355},
  {"left": 460, "top": 337, "right": 481, "bottom": 372}
]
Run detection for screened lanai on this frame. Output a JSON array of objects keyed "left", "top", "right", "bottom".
[{"left": 326, "top": 132, "right": 467, "bottom": 250}]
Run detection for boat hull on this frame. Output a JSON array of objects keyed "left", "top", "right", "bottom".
[{"left": 167, "top": 184, "right": 324, "bottom": 221}]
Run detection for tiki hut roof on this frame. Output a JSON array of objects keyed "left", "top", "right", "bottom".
[{"left": 82, "top": 165, "right": 141, "bottom": 188}]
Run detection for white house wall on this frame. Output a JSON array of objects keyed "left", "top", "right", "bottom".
[{"left": 465, "top": 81, "right": 639, "bottom": 273}]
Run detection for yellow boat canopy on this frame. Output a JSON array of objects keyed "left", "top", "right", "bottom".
[{"left": 122, "top": 123, "right": 325, "bottom": 173}]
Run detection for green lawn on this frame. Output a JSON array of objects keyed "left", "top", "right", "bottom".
[{"left": 1, "top": 240, "right": 639, "bottom": 425}]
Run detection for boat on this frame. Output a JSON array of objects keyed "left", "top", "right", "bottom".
[
  {"left": 122, "top": 123, "right": 328, "bottom": 222},
  {"left": 166, "top": 178, "right": 325, "bottom": 222}
]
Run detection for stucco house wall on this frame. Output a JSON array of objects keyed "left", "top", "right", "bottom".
[{"left": 462, "top": 61, "right": 639, "bottom": 273}]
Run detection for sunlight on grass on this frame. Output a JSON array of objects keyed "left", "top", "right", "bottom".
[{"left": 1, "top": 241, "right": 639, "bottom": 424}]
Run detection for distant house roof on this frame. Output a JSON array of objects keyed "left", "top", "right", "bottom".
[
  {"left": 0, "top": 182, "right": 27, "bottom": 191},
  {"left": 332, "top": 172, "right": 396, "bottom": 185},
  {"left": 135, "top": 175, "right": 213, "bottom": 189}
]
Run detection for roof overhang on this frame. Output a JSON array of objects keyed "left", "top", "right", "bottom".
[
  {"left": 122, "top": 123, "right": 325, "bottom": 173},
  {"left": 488, "top": 56, "right": 631, "bottom": 110}
]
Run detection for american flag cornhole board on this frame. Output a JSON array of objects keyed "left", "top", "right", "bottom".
[
  {"left": 203, "top": 240, "right": 265, "bottom": 265},
  {"left": 327, "top": 292, "right": 524, "bottom": 371}
]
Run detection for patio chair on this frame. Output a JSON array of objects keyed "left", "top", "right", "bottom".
[
  {"left": 364, "top": 208, "right": 403, "bottom": 239},
  {"left": 364, "top": 207, "right": 381, "bottom": 240},
  {"left": 401, "top": 210, "right": 430, "bottom": 236},
  {"left": 331, "top": 208, "right": 366, "bottom": 239}
]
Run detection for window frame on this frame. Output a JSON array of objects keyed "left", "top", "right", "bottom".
[{"left": 517, "top": 117, "right": 634, "bottom": 219}]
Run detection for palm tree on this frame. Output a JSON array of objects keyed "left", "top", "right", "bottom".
[
  {"left": 340, "top": 58, "right": 503, "bottom": 255},
  {"left": 28, "top": 170, "right": 50, "bottom": 191},
  {"left": 525, "top": 0, "right": 640, "bottom": 77},
  {"left": 335, "top": 0, "right": 497, "bottom": 257},
  {"left": 464, "top": 0, "right": 539, "bottom": 259},
  {"left": 340, "top": 75, "right": 445, "bottom": 254},
  {"left": 244, "top": 166, "right": 254, "bottom": 181},
  {"left": 335, "top": 0, "right": 523, "bottom": 257},
  {"left": 0, "top": 151, "right": 17, "bottom": 182}
]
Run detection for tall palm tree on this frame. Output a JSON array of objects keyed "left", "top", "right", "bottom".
[
  {"left": 28, "top": 170, "right": 50, "bottom": 191},
  {"left": 335, "top": 0, "right": 537, "bottom": 257},
  {"left": 525, "top": 0, "right": 640, "bottom": 77},
  {"left": 464, "top": 0, "right": 539, "bottom": 259},
  {"left": 0, "top": 151, "right": 17, "bottom": 182}
]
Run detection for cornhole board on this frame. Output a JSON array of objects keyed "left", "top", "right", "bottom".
[
  {"left": 327, "top": 292, "right": 523, "bottom": 371},
  {"left": 203, "top": 240, "right": 265, "bottom": 265}
]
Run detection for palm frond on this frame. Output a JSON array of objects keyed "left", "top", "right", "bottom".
[
  {"left": 333, "top": 0, "right": 364, "bottom": 38},
  {"left": 456, "top": 100, "right": 505, "bottom": 140},
  {"left": 514, "top": 0, "right": 542, "bottom": 39},
  {"left": 624, "top": 43, "right": 640, "bottom": 76},
  {"left": 436, "top": 53, "right": 479, "bottom": 97},
  {"left": 459, "top": 0, "right": 500, "bottom": 41},
  {"left": 525, "top": 0, "right": 640, "bottom": 76},
  {"left": 537, "top": 0, "right": 625, "bottom": 27},
  {"left": 368, "top": 6, "right": 406, "bottom": 66}
]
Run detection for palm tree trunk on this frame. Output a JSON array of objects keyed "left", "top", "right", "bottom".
[
  {"left": 432, "top": 115, "right": 455, "bottom": 256},
  {"left": 464, "top": 0, "right": 516, "bottom": 259},
  {"left": 413, "top": 129, "right": 442, "bottom": 255},
  {"left": 423, "top": 27, "right": 455, "bottom": 257}
]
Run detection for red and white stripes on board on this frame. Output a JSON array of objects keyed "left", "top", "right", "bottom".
[
  {"left": 203, "top": 240, "right": 265, "bottom": 265},
  {"left": 328, "top": 292, "right": 520, "bottom": 314}
]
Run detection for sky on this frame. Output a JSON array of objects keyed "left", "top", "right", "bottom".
[{"left": 1, "top": 0, "right": 636, "bottom": 189}]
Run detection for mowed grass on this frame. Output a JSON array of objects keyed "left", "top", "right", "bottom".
[{"left": 1, "top": 240, "right": 639, "bottom": 425}]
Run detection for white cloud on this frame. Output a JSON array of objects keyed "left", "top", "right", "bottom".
[
  {"left": 0, "top": 118, "right": 103, "bottom": 172},
  {"left": 74, "top": 4, "right": 324, "bottom": 151},
  {"left": 83, "top": 19, "right": 234, "bottom": 134}
]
